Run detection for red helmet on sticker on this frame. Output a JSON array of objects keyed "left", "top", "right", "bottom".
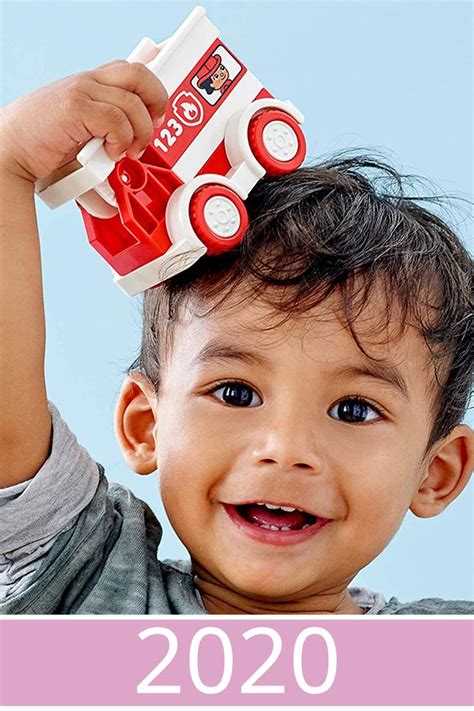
[{"left": 196, "top": 54, "right": 222, "bottom": 87}]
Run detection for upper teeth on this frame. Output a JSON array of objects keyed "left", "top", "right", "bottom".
[{"left": 256, "top": 502, "right": 298, "bottom": 512}]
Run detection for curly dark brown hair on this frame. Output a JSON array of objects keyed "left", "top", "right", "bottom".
[{"left": 129, "top": 155, "right": 473, "bottom": 454}]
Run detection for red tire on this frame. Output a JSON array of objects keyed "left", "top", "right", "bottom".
[
  {"left": 189, "top": 184, "right": 249, "bottom": 255},
  {"left": 248, "top": 109, "right": 306, "bottom": 176}
]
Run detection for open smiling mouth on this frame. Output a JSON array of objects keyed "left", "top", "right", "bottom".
[{"left": 223, "top": 502, "right": 331, "bottom": 545}]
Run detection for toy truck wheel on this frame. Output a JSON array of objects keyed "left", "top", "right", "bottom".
[
  {"left": 248, "top": 109, "right": 306, "bottom": 176},
  {"left": 189, "top": 185, "right": 249, "bottom": 255}
]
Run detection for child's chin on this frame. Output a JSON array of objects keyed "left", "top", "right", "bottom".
[{"left": 226, "top": 563, "right": 310, "bottom": 600}]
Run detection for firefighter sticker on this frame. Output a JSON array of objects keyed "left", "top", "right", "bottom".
[
  {"left": 192, "top": 44, "right": 242, "bottom": 106},
  {"left": 172, "top": 91, "right": 204, "bottom": 126}
]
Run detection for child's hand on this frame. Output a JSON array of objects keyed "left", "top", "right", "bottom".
[{"left": 0, "top": 60, "right": 167, "bottom": 182}]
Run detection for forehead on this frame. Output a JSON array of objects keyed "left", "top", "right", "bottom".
[{"left": 171, "top": 284, "right": 434, "bottom": 393}]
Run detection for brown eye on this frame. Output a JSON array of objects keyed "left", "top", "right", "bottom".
[
  {"left": 329, "top": 398, "right": 382, "bottom": 424},
  {"left": 212, "top": 382, "right": 262, "bottom": 408}
]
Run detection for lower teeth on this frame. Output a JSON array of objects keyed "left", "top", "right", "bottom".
[{"left": 257, "top": 522, "right": 312, "bottom": 531}]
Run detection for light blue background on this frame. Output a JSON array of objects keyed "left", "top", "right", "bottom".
[{"left": 2, "top": 0, "right": 472, "bottom": 602}]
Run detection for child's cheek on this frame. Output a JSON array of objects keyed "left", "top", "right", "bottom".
[
  {"left": 156, "top": 406, "right": 231, "bottom": 505},
  {"left": 340, "top": 471, "right": 420, "bottom": 568}
]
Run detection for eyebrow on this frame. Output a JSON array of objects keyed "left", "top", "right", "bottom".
[
  {"left": 192, "top": 341, "right": 410, "bottom": 400},
  {"left": 191, "top": 342, "right": 269, "bottom": 369},
  {"left": 332, "top": 364, "right": 410, "bottom": 401}
]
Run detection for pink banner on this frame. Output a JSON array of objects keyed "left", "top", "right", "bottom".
[{"left": 0, "top": 618, "right": 472, "bottom": 706}]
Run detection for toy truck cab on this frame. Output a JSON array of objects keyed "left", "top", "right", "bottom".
[{"left": 35, "top": 6, "right": 306, "bottom": 295}]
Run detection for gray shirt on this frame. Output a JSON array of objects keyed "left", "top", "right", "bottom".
[{"left": 0, "top": 403, "right": 472, "bottom": 615}]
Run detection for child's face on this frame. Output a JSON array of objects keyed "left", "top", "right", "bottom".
[{"left": 119, "top": 283, "right": 472, "bottom": 612}]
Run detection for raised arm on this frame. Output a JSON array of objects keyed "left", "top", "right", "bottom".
[
  {"left": 0, "top": 61, "right": 167, "bottom": 487},
  {"left": 0, "top": 160, "right": 51, "bottom": 486}
]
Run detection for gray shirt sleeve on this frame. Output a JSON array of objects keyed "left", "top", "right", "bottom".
[{"left": 0, "top": 401, "right": 100, "bottom": 601}]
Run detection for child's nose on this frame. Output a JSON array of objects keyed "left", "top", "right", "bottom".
[{"left": 251, "top": 411, "right": 324, "bottom": 474}]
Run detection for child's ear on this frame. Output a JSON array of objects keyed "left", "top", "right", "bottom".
[
  {"left": 410, "top": 424, "right": 474, "bottom": 518},
  {"left": 114, "top": 372, "right": 158, "bottom": 475}
]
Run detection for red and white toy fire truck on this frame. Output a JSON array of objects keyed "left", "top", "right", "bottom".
[{"left": 35, "top": 5, "right": 306, "bottom": 295}]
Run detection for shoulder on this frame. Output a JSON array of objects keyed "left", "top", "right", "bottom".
[
  {"left": 105, "top": 475, "right": 154, "bottom": 513},
  {"left": 378, "top": 596, "right": 474, "bottom": 615},
  {"left": 159, "top": 559, "right": 207, "bottom": 614},
  {"left": 91, "top": 471, "right": 163, "bottom": 547}
]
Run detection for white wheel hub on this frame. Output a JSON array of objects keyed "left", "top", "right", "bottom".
[
  {"left": 262, "top": 120, "right": 298, "bottom": 161},
  {"left": 203, "top": 196, "right": 241, "bottom": 238}
]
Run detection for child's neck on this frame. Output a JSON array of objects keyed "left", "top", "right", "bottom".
[{"left": 192, "top": 564, "right": 364, "bottom": 615}]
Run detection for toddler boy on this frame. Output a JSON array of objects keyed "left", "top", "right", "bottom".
[{"left": 0, "top": 61, "right": 472, "bottom": 614}]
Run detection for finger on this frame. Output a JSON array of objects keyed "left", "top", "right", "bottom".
[
  {"left": 76, "top": 99, "right": 135, "bottom": 160},
  {"left": 82, "top": 80, "right": 154, "bottom": 159},
  {"left": 56, "top": 141, "right": 89, "bottom": 170},
  {"left": 90, "top": 61, "right": 167, "bottom": 124}
]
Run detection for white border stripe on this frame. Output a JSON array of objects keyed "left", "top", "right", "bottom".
[{"left": 173, "top": 70, "right": 263, "bottom": 183}]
